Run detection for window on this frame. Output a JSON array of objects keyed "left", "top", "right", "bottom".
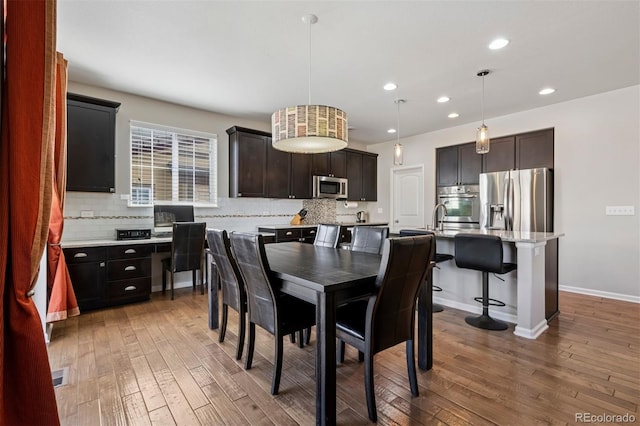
[{"left": 130, "top": 121, "right": 217, "bottom": 206}]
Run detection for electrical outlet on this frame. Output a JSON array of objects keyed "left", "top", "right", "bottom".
[
  {"left": 605, "top": 206, "right": 635, "bottom": 216},
  {"left": 80, "top": 210, "right": 94, "bottom": 218}
]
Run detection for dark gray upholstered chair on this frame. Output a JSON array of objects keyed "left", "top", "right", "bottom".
[
  {"left": 336, "top": 235, "right": 435, "bottom": 422},
  {"left": 229, "top": 232, "right": 316, "bottom": 395},
  {"left": 206, "top": 229, "right": 247, "bottom": 360},
  {"left": 313, "top": 223, "right": 342, "bottom": 248},
  {"left": 454, "top": 234, "right": 517, "bottom": 330},
  {"left": 161, "top": 222, "right": 206, "bottom": 300},
  {"left": 350, "top": 226, "right": 389, "bottom": 254}
]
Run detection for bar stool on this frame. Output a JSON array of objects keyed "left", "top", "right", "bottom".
[{"left": 454, "top": 234, "right": 516, "bottom": 330}]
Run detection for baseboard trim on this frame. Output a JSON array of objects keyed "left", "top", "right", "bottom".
[
  {"left": 559, "top": 285, "right": 640, "bottom": 304},
  {"left": 433, "top": 296, "right": 518, "bottom": 324}
]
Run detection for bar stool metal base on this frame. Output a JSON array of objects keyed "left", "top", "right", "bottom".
[
  {"left": 433, "top": 303, "right": 444, "bottom": 313},
  {"left": 465, "top": 314, "right": 508, "bottom": 330}
]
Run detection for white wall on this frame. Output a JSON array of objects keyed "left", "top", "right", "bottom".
[{"left": 366, "top": 85, "right": 640, "bottom": 301}]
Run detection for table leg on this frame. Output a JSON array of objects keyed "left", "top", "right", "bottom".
[
  {"left": 208, "top": 254, "right": 219, "bottom": 330},
  {"left": 417, "top": 267, "right": 433, "bottom": 371},
  {"left": 315, "top": 291, "right": 336, "bottom": 426}
]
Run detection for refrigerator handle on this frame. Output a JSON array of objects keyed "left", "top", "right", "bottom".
[{"left": 504, "top": 177, "right": 513, "bottom": 231}]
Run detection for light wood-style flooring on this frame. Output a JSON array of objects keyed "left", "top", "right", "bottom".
[{"left": 48, "top": 290, "right": 640, "bottom": 425}]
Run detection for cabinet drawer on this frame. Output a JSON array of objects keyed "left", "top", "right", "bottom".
[
  {"left": 107, "top": 244, "right": 153, "bottom": 260},
  {"left": 301, "top": 227, "right": 317, "bottom": 239},
  {"left": 107, "top": 277, "right": 151, "bottom": 300},
  {"left": 275, "top": 228, "right": 301, "bottom": 242},
  {"left": 64, "top": 247, "right": 107, "bottom": 264},
  {"left": 107, "top": 258, "right": 151, "bottom": 281}
]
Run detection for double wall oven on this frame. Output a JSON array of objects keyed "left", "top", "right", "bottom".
[{"left": 436, "top": 185, "right": 480, "bottom": 229}]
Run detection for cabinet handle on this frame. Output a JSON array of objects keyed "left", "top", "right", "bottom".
[
  {"left": 74, "top": 252, "right": 88, "bottom": 258},
  {"left": 124, "top": 266, "right": 137, "bottom": 271},
  {"left": 291, "top": 195, "right": 295, "bottom": 199},
  {"left": 124, "top": 285, "right": 137, "bottom": 292},
  {"left": 238, "top": 193, "right": 242, "bottom": 197},
  {"left": 285, "top": 231, "right": 293, "bottom": 236},
  {"left": 310, "top": 230, "right": 316, "bottom": 234},
  {"left": 124, "top": 249, "right": 137, "bottom": 254},
  {"left": 100, "top": 262, "right": 106, "bottom": 267}
]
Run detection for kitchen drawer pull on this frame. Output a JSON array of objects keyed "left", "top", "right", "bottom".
[
  {"left": 124, "top": 266, "right": 137, "bottom": 271},
  {"left": 124, "top": 285, "right": 137, "bottom": 292},
  {"left": 310, "top": 230, "right": 316, "bottom": 234},
  {"left": 74, "top": 252, "right": 88, "bottom": 258},
  {"left": 124, "top": 248, "right": 137, "bottom": 254},
  {"left": 285, "top": 231, "right": 293, "bottom": 236}
]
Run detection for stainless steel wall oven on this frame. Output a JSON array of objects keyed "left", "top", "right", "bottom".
[{"left": 436, "top": 185, "right": 480, "bottom": 229}]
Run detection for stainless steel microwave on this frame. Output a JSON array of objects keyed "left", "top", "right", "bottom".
[{"left": 313, "top": 175, "right": 348, "bottom": 199}]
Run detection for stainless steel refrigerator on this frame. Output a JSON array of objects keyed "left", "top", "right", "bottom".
[{"left": 479, "top": 168, "right": 553, "bottom": 232}]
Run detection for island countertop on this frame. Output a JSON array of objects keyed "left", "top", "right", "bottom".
[
  {"left": 258, "top": 222, "right": 389, "bottom": 230},
  {"left": 400, "top": 227, "right": 564, "bottom": 243}
]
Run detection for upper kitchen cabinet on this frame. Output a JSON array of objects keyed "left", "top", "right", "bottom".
[
  {"left": 346, "top": 150, "right": 378, "bottom": 201},
  {"left": 482, "top": 135, "right": 517, "bottom": 173},
  {"left": 266, "top": 143, "right": 312, "bottom": 199},
  {"left": 436, "top": 142, "right": 482, "bottom": 186},
  {"left": 66, "top": 93, "right": 120, "bottom": 193},
  {"left": 482, "top": 128, "right": 554, "bottom": 172},
  {"left": 312, "top": 150, "right": 347, "bottom": 178},
  {"left": 228, "top": 126, "right": 269, "bottom": 198}
]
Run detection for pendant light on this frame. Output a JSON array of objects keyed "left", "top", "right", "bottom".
[
  {"left": 271, "top": 14, "right": 348, "bottom": 153},
  {"left": 476, "top": 69, "right": 490, "bottom": 154},
  {"left": 393, "top": 99, "right": 405, "bottom": 165}
]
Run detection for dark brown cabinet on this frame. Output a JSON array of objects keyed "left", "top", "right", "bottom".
[
  {"left": 346, "top": 150, "right": 378, "bottom": 201},
  {"left": 66, "top": 93, "right": 120, "bottom": 193},
  {"left": 312, "top": 150, "right": 347, "bottom": 178},
  {"left": 436, "top": 142, "right": 482, "bottom": 186},
  {"left": 266, "top": 144, "right": 312, "bottom": 199},
  {"left": 228, "top": 126, "right": 269, "bottom": 198},
  {"left": 64, "top": 247, "right": 107, "bottom": 311},
  {"left": 482, "top": 128, "right": 554, "bottom": 172},
  {"left": 483, "top": 135, "right": 517, "bottom": 173}
]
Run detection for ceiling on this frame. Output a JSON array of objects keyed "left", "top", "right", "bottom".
[{"left": 57, "top": 1, "right": 640, "bottom": 145}]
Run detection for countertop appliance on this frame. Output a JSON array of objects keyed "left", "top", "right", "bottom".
[
  {"left": 436, "top": 185, "right": 480, "bottom": 229},
  {"left": 356, "top": 211, "right": 368, "bottom": 223},
  {"left": 115, "top": 228, "right": 151, "bottom": 240},
  {"left": 313, "top": 175, "right": 348, "bottom": 200},
  {"left": 479, "top": 168, "right": 553, "bottom": 232}
]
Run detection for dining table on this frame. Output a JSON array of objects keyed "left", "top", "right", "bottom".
[{"left": 207, "top": 241, "right": 434, "bottom": 426}]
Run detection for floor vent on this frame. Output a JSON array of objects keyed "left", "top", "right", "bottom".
[{"left": 51, "top": 367, "right": 69, "bottom": 388}]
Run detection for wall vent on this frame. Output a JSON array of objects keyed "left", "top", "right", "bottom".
[{"left": 51, "top": 367, "right": 69, "bottom": 388}]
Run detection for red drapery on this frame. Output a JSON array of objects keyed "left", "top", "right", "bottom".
[
  {"left": 0, "top": 0, "right": 61, "bottom": 424},
  {"left": 47, "top": 52, "right": 79, "bottom": 323}
]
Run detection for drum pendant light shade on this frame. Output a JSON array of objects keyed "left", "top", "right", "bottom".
[
  {"left": 272, "top": 105, "right": 348, "bottom": 153},
  {"left": 271, "top": 14, "right": 348, "bottom": 154},
  {"left": 476, "top": 70, "right": 490, "bottom": 154}
]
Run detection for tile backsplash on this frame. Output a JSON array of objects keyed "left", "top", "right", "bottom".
[{"left": 63, "top": 192, "right": 370, "bottom": 241}]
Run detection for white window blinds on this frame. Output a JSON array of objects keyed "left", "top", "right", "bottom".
[{"left": 130, "top": 121, "right": 217, "bottom": 206}]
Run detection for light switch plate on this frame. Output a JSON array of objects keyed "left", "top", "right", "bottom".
[{"left": 605, "top": 206, "right": 635, "bottom": 216}]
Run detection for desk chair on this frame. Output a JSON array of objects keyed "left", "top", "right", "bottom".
[
  {"left": 336, "top": 235, "right": 435, "bottom": 422},
  {"left": 313, "top": 223, "right": 342, "bottom": 248},
  {"left": 230, "top": 232, "right": 316, "bottom": 395},
  {"left": 207, "top": 229, "right": 247, "bottom": 360},
  {"left": 454, "top": 234, "right": 517, "bottom": 330},
  {"left": 161, "top": 222, "right": 206, "bottom": 300},
  {"left": 350, "top": 226, "right": 389, "bottom": 254}
]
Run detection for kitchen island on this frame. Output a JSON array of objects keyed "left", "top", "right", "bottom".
[{"left": 402, "top": 228, "right": 564, "bottom": 339}]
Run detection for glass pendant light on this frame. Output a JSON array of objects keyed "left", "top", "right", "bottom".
[
  {"left": 393, "top": 99, "right": 405, "bottom": 165},
  {"left": 476, "top": 70, "right": 490, "bottom": 154}
]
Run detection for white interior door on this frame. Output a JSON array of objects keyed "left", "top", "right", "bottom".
[{"left": 391, "top": 165, "right": 425, "bottom": 233}]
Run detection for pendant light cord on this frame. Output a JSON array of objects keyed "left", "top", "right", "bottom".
[
  {"left": 481, "top": 73, "right": 485, "bottom": 125},
  {"left": 396, "top": 99, "right": 401, "bottom": 143},
  {"left": 307, "top": 17, "right": 312, "bottom": 105}
]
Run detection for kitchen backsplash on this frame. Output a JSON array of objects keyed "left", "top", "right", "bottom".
[{"left": 63, "top": 192, "right": 369, "bottom": 241}]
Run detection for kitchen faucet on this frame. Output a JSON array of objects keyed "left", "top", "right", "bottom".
[{"left": 432, "top": 203, "right": 448, "bottom": 232}]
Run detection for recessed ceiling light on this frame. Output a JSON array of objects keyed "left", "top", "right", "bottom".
[
  {"left": 539, "top": 87, "right": 556, "bottom": 95},
  {"left": 489, "top": 38, "right": 510, "bottom": 50},
  {"left": 383, "top": 82, "right": 397, "bottom": 91},
  {"left": 448, "top": 113, "right": 459, "bottom": 118},
  {"left": 387, "top": 128, "right": 397, "bottom": 134},
  {"left": 437, "top": 96, "right": 450, "bottom": 103}
]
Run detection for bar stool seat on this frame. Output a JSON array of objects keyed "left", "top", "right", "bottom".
[{"left": 454, "top": 234, "right": 516, "bottom": 330}]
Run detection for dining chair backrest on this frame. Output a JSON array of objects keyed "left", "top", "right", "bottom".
[
  {"left": 230, "top": 232, "right": 278, "bottom": 334},
  {"left": 206, "top": 229, "right": 246, "bottom": 311},
  {"left": 170, "top": 222, "right": 206, "bottom": 273},
  {"left": 369, "top": 235, "right": 435, "bottom": 353},
  {"left": 313, "top": 223, "right": 342, "bottom": 248},
  {"left": 351, "top": 226, "right": 389, "bottom": 254}
]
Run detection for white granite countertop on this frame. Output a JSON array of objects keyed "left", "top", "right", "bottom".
[
  {"left": 62, "top": 236, "right": 173, "bottom": 249},
  {"left": 258, "top": 222, "right": 389, "bottom": 230},
  {"left": 400, "top": 227, "right": 564, "bottom": 243}
]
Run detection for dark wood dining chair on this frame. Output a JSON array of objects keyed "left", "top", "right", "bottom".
[
  {"left": 313, "top": 223, "right": 342, "bottom": 248},
  {"left": 206, "top": 229, "right": 247, "bottom": 360},
  {"left": 229, "top": 232, "right": 316, "bottom": 395},
  {"left": 350, "top": 225, "right": 389, "bottom": 254},
  {"left": 336, "top": 235, "right": 435, "bottom": 422},
  {"left": 161, "top": 222, "right": 206, "bottom": 300}
]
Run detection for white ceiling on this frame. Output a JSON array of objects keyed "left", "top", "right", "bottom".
[{"left": 57, "top": 1, "right": 640, "bottom": 145}]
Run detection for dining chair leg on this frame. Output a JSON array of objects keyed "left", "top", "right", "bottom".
[
  {"left": 219, "top": 304, "right": 228, "bottom": 343},
  {"left": 271, "top": 334, "right": 284, "bottom": 395},
  {"left": 296, "top": 330, "right": 304, "bottom": 348},
  {"left": 245, "top": 322, "right": 256, "bottom": 370},
  {"left": 406, "top": 338, "right": 419, "bottom": 397},
  {"left": 236, "top": 311, "right": 246, "bottom": 361},
  {"left": 192, "top": 270, "right": 197, "bottom": 291},
  {"left": 304, "top": 327, "right": 311, "bottom": 345},
  {"left": 200, "top": 267, "right": 204, "bottom": 295},
  {"left": 289, "top": 333, "right": 296, "bottom": 344},
  {"left": 364, "top": 350, "right": 377, "bottom": 422},
  {"left": 162, "top": 268, "right": 166, "bottom": 294},
  {"left": 170, "top": 271, "right": 175, "bottom": 300},
  {"left": 358, "top": 351, "right": 364, "bottom": 362},
  {"left": 337, "top": 340, "right": 345, "bottom": 363}
]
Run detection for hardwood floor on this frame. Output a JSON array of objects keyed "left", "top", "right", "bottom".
[{"left": 47, "top": 290, "right": 640, "bottom": 425}]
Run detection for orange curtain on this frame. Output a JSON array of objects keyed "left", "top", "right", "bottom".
[
  {"left": 47, "top": 52, "right": 79, "bottom": 323},
  {"left": 0, "top": 0, "right": 61, "bottom": 424}
]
